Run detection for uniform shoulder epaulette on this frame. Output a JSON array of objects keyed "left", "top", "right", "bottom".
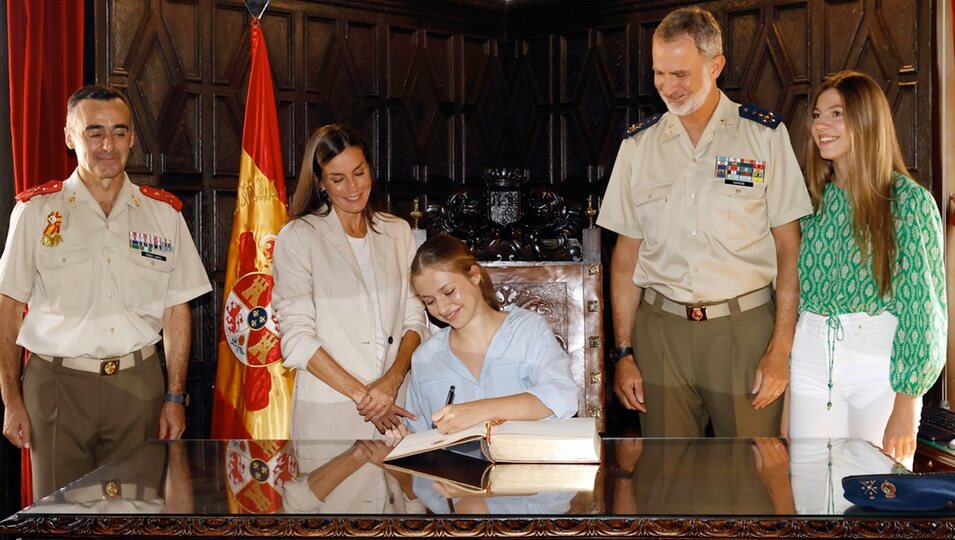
[
  {"left": 739, "top": 104, "right": 783, "bottom": 129},
  {"left": 623, "top": 114, "right": 663, "bottom": 138},
  {"left": 16, "top": 180, "right": 63, "bottom": 203},
  {"left": 139, "top": 185, "right": 183, "bottom": 212}
]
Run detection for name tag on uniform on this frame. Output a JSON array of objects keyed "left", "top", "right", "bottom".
[
  {"left": 715, "top": 156, "right": 765, "bottom": 187},
  {"left": 129, "top": 231, "right": 173, "bottom": 261}
]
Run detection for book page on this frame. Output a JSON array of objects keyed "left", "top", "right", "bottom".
[{"left": 384, "top": 422, "right": 487, "bottom": 461}]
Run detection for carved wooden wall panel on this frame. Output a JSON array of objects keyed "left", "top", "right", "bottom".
[{"left": 92, "top": 0, "right": 935, "bottom": 436}]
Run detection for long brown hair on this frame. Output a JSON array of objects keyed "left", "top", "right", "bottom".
[
  {"left": 288, "top": 124, "right": 385, "bottom": 228},
  {"left": 805, "top": 70, "right": 908, "bottom": 297},
  {"left": 411, "top": 234, "right": 501, "bottom": 311}
]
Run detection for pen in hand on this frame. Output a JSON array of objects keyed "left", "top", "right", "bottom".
[{"left": 432, "top": 385, "right": 456, "bottom": 429}]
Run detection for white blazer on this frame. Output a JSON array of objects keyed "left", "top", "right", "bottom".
[{"left": 273, "top": 210, "right": 428, "bottom": 408}]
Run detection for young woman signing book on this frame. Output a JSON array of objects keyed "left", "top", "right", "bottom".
[{"left": 392, "top": 234, "right": 578, "bottom": 438}]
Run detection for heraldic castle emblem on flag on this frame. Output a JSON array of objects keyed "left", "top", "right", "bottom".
[{"left": 223, "top": 232, "right": 282, "bottom": 367}]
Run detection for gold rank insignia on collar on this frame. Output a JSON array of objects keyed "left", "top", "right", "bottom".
[
  {"left": 739, "top": 104, "right": 782, "bottom": 129},
  {"left": 623, "top": 113, "right": 662, "bottom": 139}
]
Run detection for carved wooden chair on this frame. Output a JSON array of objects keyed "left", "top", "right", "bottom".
[{"left": 422, "top": 170, "right": 606, "bottom": 432}]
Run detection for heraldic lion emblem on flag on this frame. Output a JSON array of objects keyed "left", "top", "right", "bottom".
[
  {"left": 226, "top": 440, "right": 297, "bottom": 513},
  {"left": 223, "top": 233, "right": 282, "bottom": 368}
]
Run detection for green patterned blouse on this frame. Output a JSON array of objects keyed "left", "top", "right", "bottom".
[{"left": 797, "top": 173, "right": 947, "bottom": 396}]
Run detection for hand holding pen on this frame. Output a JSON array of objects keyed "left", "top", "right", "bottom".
[{"left": 431, "top": 385, "right": 455, "bottom": 429}]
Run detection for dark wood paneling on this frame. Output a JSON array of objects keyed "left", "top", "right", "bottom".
[{"left": 90, "top": 0, "right": 935, "bottom": 438}]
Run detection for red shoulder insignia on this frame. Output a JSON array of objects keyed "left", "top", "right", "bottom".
[
  {"left": 16, "top": 180, "right": 63, "bottom": 203},
  {"left": 139, "top": 185, "right": 183, "bottom": 212}
]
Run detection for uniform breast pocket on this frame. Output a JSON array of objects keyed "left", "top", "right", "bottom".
[
  {"left": 708, "top": 181, "right": 768, "bottom": 239},
  {"left": 36, "top": 246, "right": 93, "bottom": 312},
  {"left": 121, "top": 250, "right": 174, "bottom": 315},
  {"left": 632, "top": 183, "right": 673, "bottom": 246}
]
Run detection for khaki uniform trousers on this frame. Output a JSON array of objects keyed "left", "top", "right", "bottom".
[
  {"left": 635, "top": 292, "right": 782, "bottom": 437},
  {"left": 629, "top": 439, "right": 776, "bottom": 514},
  {"left": 23, "top": 348, "right": 163, "bottom": 500}
]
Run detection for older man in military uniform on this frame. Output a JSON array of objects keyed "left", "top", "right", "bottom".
[
  {"left": 0, "top": 85, "right": 212, "bottom": 499},
  {"left": 597, "top": 7, "right": 812, "bottom": 437}
]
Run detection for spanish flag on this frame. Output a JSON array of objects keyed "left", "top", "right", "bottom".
[{"left": 211, "top": 18, "right": 294, "bottom": 440}]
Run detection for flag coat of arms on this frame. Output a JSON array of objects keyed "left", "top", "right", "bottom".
[
  {"left": 226, "top": 440, "right": 297, "bottom": 513},
  {"left": 212, "top": 17, "right": 294, "bottom": 440}
]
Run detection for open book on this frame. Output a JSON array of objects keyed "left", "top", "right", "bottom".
[
  {"left": 384, "top": 417, "right": 600, "bottom": 463},
  {"left": 385, "top": 448, "right": 599, "bottom": 496}
]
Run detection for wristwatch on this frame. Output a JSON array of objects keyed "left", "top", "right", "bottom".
[
  {"left": 163, "top": 393, "right": 190, "bottom": 407},
  {"left": 612, "top": 346, "right": 635, "bottom": 363}
]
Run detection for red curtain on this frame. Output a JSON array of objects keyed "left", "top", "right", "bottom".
[{"left": 6, "top": 0, "right": 84, "bottom": 507}]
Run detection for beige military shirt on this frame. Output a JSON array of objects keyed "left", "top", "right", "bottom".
[
  {"left": 0, "top": 170, "right": 212, "bottom": 358},
  {"left": 598, "top": 92, "right": 812, "bottom": 304}
]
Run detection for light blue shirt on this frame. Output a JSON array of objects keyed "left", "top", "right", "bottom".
[
  {"left": 404, "top": 306, "right": 578, "bottom": 434},
  {"left": 411, "top": 476, "right": 574, "bottom": 514}
]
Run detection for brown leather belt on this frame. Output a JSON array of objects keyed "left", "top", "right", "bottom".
[
  {"left": 644, "top": 287, "right": 773, "bottom": 321},
  {"left": 33, "top": 344, "right": 157, "bottom": 376}
]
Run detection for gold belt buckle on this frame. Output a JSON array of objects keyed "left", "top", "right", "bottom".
[
  {"left": 103, "top": 480, "right": 121, "bottom": 498},
  {"left": 100, "top": 359, "right": 120, "bottom": 376},
  {"left": 686, "top": 305, "right": 707, "bottom": 321}
]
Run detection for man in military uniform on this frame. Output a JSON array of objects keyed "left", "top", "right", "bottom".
[
  {"left": 0, "top": 85, "right": 212, "bottom": 499},
  {"left": 597, "top": 7, "right": 812, "bottom": 437}
]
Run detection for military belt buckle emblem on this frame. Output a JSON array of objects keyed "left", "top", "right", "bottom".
[
  {"left": 686, "top": 305, "right": 707, "bottom": 321},
  {"left": 103, "top": 480, "right": 121, "bottom": 497},
  {"left": 101, "top": 360, "right": 119, "bottom": 376}
]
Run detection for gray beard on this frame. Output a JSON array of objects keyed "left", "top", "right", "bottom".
[{"left": 661, "top": 73, "right": 712, "bottom": 117}]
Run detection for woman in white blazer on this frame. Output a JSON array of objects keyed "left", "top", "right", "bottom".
[{"left": 273, "top": 125, "right": 428, "bottom": 439}]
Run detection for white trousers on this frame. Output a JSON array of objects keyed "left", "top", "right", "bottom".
[
  {"left": 789, "top": 438, "right": 898, "bottom": 515},
  {"left": 789, "top": 311, "right": 919, "bottom": 468}
]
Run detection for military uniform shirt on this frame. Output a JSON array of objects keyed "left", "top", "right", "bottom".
[
  {"left": 0, "top": 170, "right": 212, "bottom": 358},
  {"left": 597, "top": 92, "right": 812, "bottom": 303}
]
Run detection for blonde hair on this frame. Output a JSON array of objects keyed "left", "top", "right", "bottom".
[
  {"left": 805, "top": 70, "right": 908, "bottom": 297},
  {"left": 411, "top": 235, "right": 501, "bottom": 311}
]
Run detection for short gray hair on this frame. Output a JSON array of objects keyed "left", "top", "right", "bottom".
[{"left": 653, "top": 7, "right": 723, "bottom": 59}]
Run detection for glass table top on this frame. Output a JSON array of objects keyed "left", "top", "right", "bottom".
[{"left": 14, "top": 436, "right": 940, "bottom": 517}]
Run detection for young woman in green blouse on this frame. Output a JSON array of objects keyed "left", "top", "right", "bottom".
[{"left": 789, "top": 71, "right": 946, "bottom": 466}]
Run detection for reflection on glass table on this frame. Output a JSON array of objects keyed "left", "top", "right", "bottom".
[
  {"left": 13, "top": 437, "right": 931, "bottom": 517},
  {"left": 391, "top": 442, "right": 598, "bottom": 514},
  {"left": 611, "top": 437, "right": 901, "bottom": 516}
]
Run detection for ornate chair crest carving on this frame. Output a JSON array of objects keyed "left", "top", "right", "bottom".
[{"left": 425, "top": 169, "right": 588, "bottom": 262}]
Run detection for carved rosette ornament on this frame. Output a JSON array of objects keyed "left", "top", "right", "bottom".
[{"left": 425, "top": 169, "right": 586, "bottom": 261}]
